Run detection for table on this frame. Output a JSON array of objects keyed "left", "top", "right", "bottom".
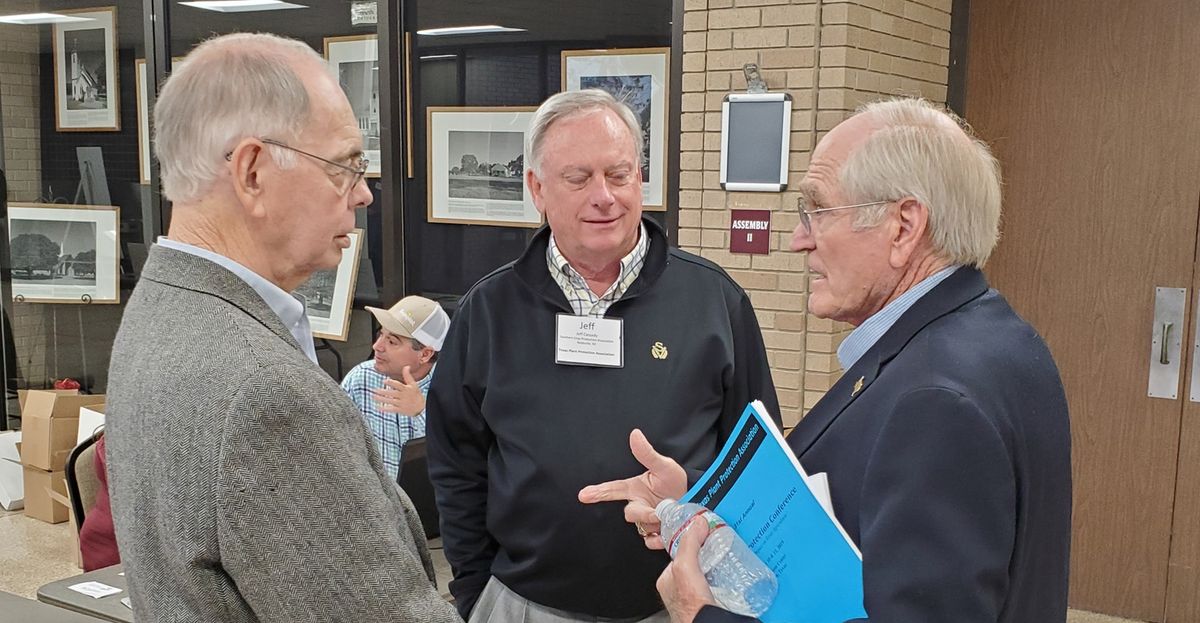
[
  {"left": 1, "top": 589, "right": 106, "bottom": 621},
  {"left": 37, "top": 564, "right": 132, "bottom": 623}
]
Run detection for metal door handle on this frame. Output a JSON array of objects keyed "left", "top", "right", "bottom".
[
  {"left": 1149, "top": 287, "right": 1186, "bottom": 399},
  {"left": 1162, "top": 323, "right": 1174, "bottom": 364}
]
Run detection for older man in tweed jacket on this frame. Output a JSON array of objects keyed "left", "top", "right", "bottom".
[{"left": 104, "top": 33, "right": 460, "bottom": 622}]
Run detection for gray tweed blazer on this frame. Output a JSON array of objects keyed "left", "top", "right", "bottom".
[{"left": 105, "top": 245, "right": 461, "bottom": 622}]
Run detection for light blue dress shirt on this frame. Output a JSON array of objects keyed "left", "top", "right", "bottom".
[
  {"left": 156, "top": 237, "right": 319, "bottom": 363},
  {"left": 837, "top": 266, "right": 960, "bottom": 370},
  {"left": 340, "top": 360, "right": 434, "bottom": 481}
]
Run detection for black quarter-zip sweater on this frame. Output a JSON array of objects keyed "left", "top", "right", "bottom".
[{"left": 428, "top": 218, "right": 780, "bottom": 619}]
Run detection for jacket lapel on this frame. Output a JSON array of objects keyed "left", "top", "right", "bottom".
[
  {"left": 140, "top": 245, "right": 305, "bottom": 353},
  {"left": 788, "top": 267, "right": 991, "bottom": 456}
]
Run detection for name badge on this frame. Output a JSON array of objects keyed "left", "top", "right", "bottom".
[{"left": 555, "top": 314, "right": 623, "bottom": 368}]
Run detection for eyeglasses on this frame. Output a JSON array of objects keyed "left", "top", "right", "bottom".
[
  {"left": 225, "top": 138, "right": 369, "bottom": 196},
  {"left": 797, "top": 198, "right": 892, "bottom": 233}
]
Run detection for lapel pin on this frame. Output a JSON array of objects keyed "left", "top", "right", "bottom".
[
  {"left": 651, "top": 341, "right": 669, "bottom": 360},
  {"left": 852, "top": 376, "right": 864, "bottom": 396}
]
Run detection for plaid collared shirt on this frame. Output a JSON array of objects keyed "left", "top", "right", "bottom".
[
  {"left": 340, "top": 359, "right": 434, "bottom": 482},
  {"left": 547, "top": 223, "right": 649, "bottom": 317}
]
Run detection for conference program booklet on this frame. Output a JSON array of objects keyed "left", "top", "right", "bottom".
[{"left": 682, "top": 400, "right": 867, "bottom": 622}]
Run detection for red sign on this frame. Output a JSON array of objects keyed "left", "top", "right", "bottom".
[{"left": 730, "top": 209, "right": 771, "bottom": 254}]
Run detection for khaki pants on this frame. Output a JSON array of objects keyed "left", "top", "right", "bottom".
[{"left": 468, "top": 577, "right": 671, "bottom": 623}]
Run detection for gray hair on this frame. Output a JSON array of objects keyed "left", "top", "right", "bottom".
[
  {"left": 409, "top": 337, "right": 438, "bottom": 363},
  {"left": 525, "top": 89, "right": 643, "bottom": 176},
  {"left": 840, "top": 98, "right": 1002, "bottom": 268},
  {"left": 154, "top": 32, "right": 327, "bottom": 203}
]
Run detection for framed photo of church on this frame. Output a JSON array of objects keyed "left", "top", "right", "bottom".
[
  {"left": 7, "top": 203, "right": 120, "bottom": 304},
  {"left": 324, "top": 35, "right": 381, "bottom": 178},
  {"left": 297, "top": 229, "right": 363, "bottom": 341},
  {"left": 426, "top": 107, "right": 541, "bottom": 228},
  {"left": 562, "top": 48, "right": 669, "bottom": 211},
  {"left": 53, "top": 6, "right": 120, "bottom": 132}
]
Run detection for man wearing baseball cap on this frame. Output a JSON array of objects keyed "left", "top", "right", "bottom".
[{"left": 341, "top": 295, "right": 451, "bottom": 481}]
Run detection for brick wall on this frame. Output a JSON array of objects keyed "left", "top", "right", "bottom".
[
  {"left": 1, "top": 24, "right": 42, "bottom": 202},
  {"left": 1, "top": 24, "right": 48, "bottom": 387},
  {"left": 679, "top": 0, "right": 952, "bottom": 427}
]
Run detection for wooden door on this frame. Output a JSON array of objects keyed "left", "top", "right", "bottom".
[
  {"left": 965, "top": 0, "right": 1200, "bottom": 620},
  {"left": 1169, "top": 273, "right": 1200, "bottom": 620}
]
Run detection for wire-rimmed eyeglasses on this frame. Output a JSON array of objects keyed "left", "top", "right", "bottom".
[
  {"left": 797, "top": 199, "right": 891, "bottom": 233},
  {"left": 225, "top": 138, "right": 368, "bottom": 196}
]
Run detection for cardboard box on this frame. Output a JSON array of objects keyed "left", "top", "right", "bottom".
[
  {"left": 46, "top": 486, "right": 84, "bottom": 568},
  {"left": 22, "top": 464, "right": 68, "bottom": 524},
  {"left": 0, "top": 432, "right": 22, "bottom": 511},
  {"left": 20, "top": 391, "right": 105, "bottom": 472},
  {"left": 17, "top": 388, "right": 79, "bottom": 412}
]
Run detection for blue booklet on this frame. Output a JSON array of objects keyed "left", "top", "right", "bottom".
[{"left": 682, "top": 401, "right": 867, "bottom": 623}]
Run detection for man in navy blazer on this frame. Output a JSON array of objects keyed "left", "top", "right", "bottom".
[{"left": 580, "top": 97, "right": 1072, "bottom": 623}]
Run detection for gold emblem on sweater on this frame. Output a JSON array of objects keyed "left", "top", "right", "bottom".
[
  {"left": 852, "top": 376, "right": 865, "bottom": 396},
  {"left": 651, "top": 341, "right": 669, "bottom": 360}
]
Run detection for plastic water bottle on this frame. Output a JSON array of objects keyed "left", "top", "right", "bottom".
[{"left": 656, "top": 499, "right": 778, "bottom": 617}]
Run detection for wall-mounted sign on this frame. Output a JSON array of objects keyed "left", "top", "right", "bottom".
[
  {"left": 720, "top": 93, "right": 792, "bottom": 192},
  {"left": 730, "top": 209, "right": 771, "bottom": 255},
  {"left": 351, "top": 1, "right": 377, "bottom": 25}
]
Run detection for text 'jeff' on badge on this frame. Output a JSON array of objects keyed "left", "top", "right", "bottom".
[{"left": 555, "top": 313, "right": 623, "bottom": 368}]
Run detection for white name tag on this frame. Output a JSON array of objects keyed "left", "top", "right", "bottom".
[{"left": 555, "top": 314, "right": 623, "bottom": 368}]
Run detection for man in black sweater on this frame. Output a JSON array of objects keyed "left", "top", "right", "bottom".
[{"left": 426, "top": 89, "right": 779, "bottom": 622}]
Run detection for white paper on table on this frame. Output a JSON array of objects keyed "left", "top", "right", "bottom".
[{"left": 68, "top": 581, "right": 123, "bottom": 599}]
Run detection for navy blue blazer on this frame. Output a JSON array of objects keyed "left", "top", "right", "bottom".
[{"left": 698, "top": 268, "right": 1071, "bottom": 623}]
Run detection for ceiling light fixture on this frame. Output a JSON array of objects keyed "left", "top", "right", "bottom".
[
  {"left": 179, "top": 1, "right": 307, "bottom": 13},
  {"left": 416, "top": 25, "right": 525, "bottom": 36},
  {"left": 0, "top": 12, "right": 93, "bottom": 25}
]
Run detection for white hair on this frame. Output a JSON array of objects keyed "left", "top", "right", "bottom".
[
  {"left": 525, "top": 89, "right": 643, "bottom": 176},
  {"left": 840, "top": 97, "right": 1002, "bottom": 268},
  {"left": 154, "top": 32, "right": 328, "bottom": 203}
]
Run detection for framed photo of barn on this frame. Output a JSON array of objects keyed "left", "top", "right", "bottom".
[
  {"left": 561, "top": 47, "right": 669, "bottom": 211},
  {"left": 7, "top": 203, "right": 120, "bottom": 304},
  {"left": 296, "top": 228, "right": 364, "bottom": 341},
  {"left": 426, "top": 107, "right": 541, "bottom": 227},
  {"left": 53, "top": 7, "right": 120, "bottom": 132}
]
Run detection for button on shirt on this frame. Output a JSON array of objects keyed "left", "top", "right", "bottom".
[
  {"left": 340, "top": 360, "right": 435, "bottom": 482},
  {"left": 837, "top": 265, "right": 960, "bottom": 370},
  {"left": 156, "top": 238, "right": 319, "bottom": 363},
  {"left": 547, "top": 223, "right": 649, "bottom": 317}
]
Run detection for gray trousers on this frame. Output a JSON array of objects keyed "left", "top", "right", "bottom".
[{"left": 468, "top": 577, "right": 671, "bottom": 623}]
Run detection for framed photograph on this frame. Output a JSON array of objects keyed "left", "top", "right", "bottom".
[
  {"left": 297, "top": 229, "right": 364, "bottom": 341},
  {"left": 7, "top": 203, "right": 120, "bottom": 304},
  {"left": 427, "top": 107, "right": 541, "bottom": 228},
  {"left": 325, "top": 35, "right": 381, "bottom": 178},
  {"left": 136, "top": 58, "right": 179, "bottom": 184},
  {"left": 562, "top": 47, "right": 670, "bottom": 211},
  {"left": 53, "top": 7, "right": 120, "bottom": 132},
  {"left": 404, "top": 32, "right": 414, "bottom": 179}
]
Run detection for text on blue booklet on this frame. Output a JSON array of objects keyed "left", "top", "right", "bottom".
[{"left": 682, "top": 400, "right": 867, "bottom": 623}]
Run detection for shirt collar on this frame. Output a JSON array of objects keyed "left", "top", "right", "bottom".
[
  {"left": 418, "top": 362, "right": 437, "bottom": 389},
  {"left": 546, "top": 222, "right": 649, "bottom": 306},
  {"left": 548, "top": 222, "right": 648, "bottom": 279},
  {"left": 837, "top": 265, "right": 961, "bottom": 370},
  {"left": 156, "top": 237, "right": 317, "bottom": 362}
]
